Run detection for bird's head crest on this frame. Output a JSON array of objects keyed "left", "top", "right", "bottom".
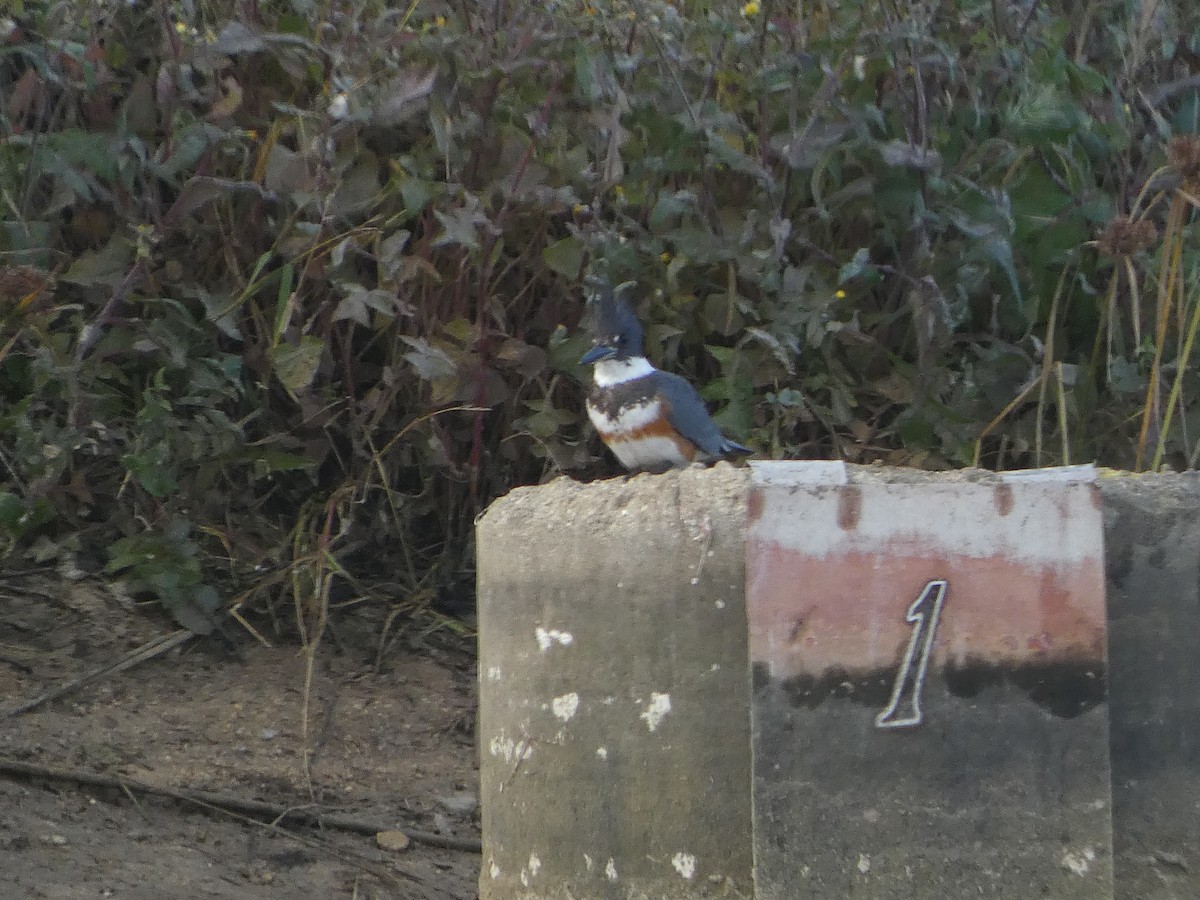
[{"left": 580, "top": 278, "right": 643, "bottom": 363}]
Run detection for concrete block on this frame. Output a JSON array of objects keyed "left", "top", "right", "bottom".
[
  {"left": 1101, "top": 474, "right": 1200, "bottom": 899},
  {"left": 477, "top": 463, "right": 1200, "bottom": 899},
  {"left": 747, "top": 464, "right": 1112, "bottom": 898},
  {"left": 476, "top": 466, "right": 754, "bottom": 899}
]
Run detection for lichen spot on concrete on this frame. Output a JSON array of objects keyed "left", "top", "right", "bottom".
[
  {"left": 488, "top": 858, "right": 501, "bottom": 879},
  {"left": 534, "top": 627, "right": 574, "bottom": 651},
  {"left": 1061, "top": 847, "right": 1096, "bottom": 876},
  {"left": 605, "top": 858, "right": 618, "bottom": 881},
  {"left": 486, "top": 666, "right": 502, "bottom": 681},
  {"left": 715, "top": 599, "right": 726, "bottom": 609},
  {"left": 639, "top": 692, "right": 672, "bottom": 731},
  {"left": 596, "top": 746, "right": 608, "bottom": 760},
  {"left": 671, "top": 852, "right": 697, "bottom": 879},
  {"left": 856, "top": 854, "right": 870, "bottom": 874},
  {"left": 583, "top": 853, "right": 594, "bottom": 871},
  {"left": 488, "top": 733, "right": 514, "bottom": 761},
  {"left": 551, "top": 691, "right": 580, "bottom": 722},
  {"left": 489, "top": 731, "right": 533, "bottom": 763},
  {"left": 528, "top": 853, "right": 541, "bottom": 877}
]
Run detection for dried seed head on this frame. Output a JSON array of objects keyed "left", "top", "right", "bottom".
[
  {"left": 1099, "top": 217, "right": 1152, "bottom": 259},
  {"left": 1096, "top": 216, "right": 1158, "bottom": 258},
  {"left": 1167, "top": 134, "right": 1200, "bottom": 181}
]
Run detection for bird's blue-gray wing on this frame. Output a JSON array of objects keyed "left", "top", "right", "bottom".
[{"left": 656, "top": 372, "right": 748, "bottom": 457}]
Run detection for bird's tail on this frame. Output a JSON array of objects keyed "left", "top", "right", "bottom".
[{"left": 720, "top": 438, "right": 752, "bottom": 457}]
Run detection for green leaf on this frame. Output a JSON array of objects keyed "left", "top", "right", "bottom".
[
  {"left": 269, "top": 336, "right": 325, "bottom": 394},
  {"left": 330, "top": 154, "right": 383, "bottom": 217},
  {"left": 211, "top": 21, "right": 267, "bottom": 54},
  {"left": 335, "top": 285, "right": 406, "bottom": 325},
  {"left": 899, "top": 413, "right": 937, "bottom": 448},
  {"left": 170, "top": 176, "right": 273, "bottom": 220},
  {"left": 123, "top": 442, "right": 178, "bottom": 498},
  {"left": 548, "top": 327, "right": 592, "bottom": 374},
  {"left": 0, "top": 219, "right": 53, "bottom": 267},
  {"left": 41, "top": 129, "right": 120, "bottom": 184},
  {"left": 0, "top": 492, "right": 24, "bottom": 533},
  {"left": 61, "top": 236, "right": 132, "bottom": 287},
  {"left": 981, "top": 235, "right": 1023, "bottom": 310},
  {"left": 432, "top": 195, "right": 493, "bottom": 252},
  {"left": 575, "top": 45, "right": 616, "bottom": 104},
  {"left": 401, "top": 336, "right": 457, "bottom": 380},
  {"left": 706, "top": 130, "right": 771, "bottom": 182},
  {"left": 649, "top": 191, "right": 697, "bottom": 233},
  {"left": 249, "top": 449, "right": 315, "bottom": 475},
  {"left": 399, "top": 177, "right": 437, "bottom": 217},
  {"left": 838, "top": 247, "right": 874, "bottom": 284},
  {"left": 378, "top": 230, "right": 412, "bottom": 280},
  {"left": 542, "top": 236, "right": 584, "bottom": 279}
]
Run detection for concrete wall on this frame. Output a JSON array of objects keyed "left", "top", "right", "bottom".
[
  {"left": 747, "top": 465, "right": 1111, "bottom": 899},
  {"left": 476, "top": 466, "right": 754, "bottom": 899},
  {"left": 1101, "top": 475, "right": 1200, "bottom": 898},
  {"left": 477, "top": 464, "right": 1200, "bottom": 900}
]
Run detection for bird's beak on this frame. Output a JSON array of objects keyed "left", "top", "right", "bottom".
[{"left": 580, "top": 344, "right": 617, "bottom": 365}]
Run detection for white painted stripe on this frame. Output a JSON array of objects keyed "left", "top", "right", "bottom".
[
  {"left": 999, "top": 463, "right": 1098, "bottom": 483},
  {"left": 753, "top": 480, "right": 1101, "bottom": 566},
  {"left": 749, "top": 460, "right": 849, "bottom": 486}
]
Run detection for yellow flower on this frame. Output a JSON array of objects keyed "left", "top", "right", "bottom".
[
  {"left": 244, "top": 129, "right": 258, "bottom": 140},
  {"left": 174, "top": 20, "right": 188, "bottom": 35},
  {"left": 835, "top": 289, "right": 847, "bottom": 299},
  {"left": 572, "top": 202, "right": 589, "bottom": 215},
  {"left": 612, "top": 184, "right": 625, "bottom": 199},
  {"left": 660, "top": 251, "right": 672, "bottom": 263},
  {"left": 434, "top": 15, "right": 446, "bottom": 27},
  {"left": 741, "top": 1, "right": 759, "bottom": 17}
]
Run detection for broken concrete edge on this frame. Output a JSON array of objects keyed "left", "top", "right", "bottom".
[{"left": 482, "top": 460, "right": 1119, "bottom": 518}]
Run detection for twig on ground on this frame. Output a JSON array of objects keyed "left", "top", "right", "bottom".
[
  {"left": 0, "top": 757, "right": 482, "bottom": 853},
  {"left": 0, "top": 629, "right": 196, "bottom": 718}
]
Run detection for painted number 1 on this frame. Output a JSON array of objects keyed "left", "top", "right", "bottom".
[{"left": 875, "top": 580, "right": 948, "bottom": 729}]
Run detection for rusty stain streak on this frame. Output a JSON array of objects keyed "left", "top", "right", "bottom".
[
  {"left": 994, "top": 484, "right": 1014, "bottom": 517},
  {"left": 787, "top": 617, "right": 807, "bottom": 646},
  {"left": 747, "top": 489, "right": 765, "bottom": 524},
  {"left": 836, "top": 487, "right": 862, "bottom": 531}
]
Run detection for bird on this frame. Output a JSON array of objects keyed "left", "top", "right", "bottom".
[{"left": 579, "top": 281, "right": 751, "bottom": 473}]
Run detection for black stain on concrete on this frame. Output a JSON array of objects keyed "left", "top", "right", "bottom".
[{"left": 764, "top": 660, "right": 1106, "bottom": 719}]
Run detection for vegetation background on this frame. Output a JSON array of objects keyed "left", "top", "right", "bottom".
[{"left": 1, "top": 0, "right": 1198, "bottom": 638}]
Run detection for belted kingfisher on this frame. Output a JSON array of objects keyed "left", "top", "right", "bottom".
[{"left": 580, "top": 282, "right": 751, "bottom": 472}]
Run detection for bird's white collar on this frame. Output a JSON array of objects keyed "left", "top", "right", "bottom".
[{"left": 591, "top": 356, "right": 655, "bottom": 387}]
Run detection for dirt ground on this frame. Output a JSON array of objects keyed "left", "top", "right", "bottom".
[{"left": 0, "top": 575, "right": 480, "bottom": 900}]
